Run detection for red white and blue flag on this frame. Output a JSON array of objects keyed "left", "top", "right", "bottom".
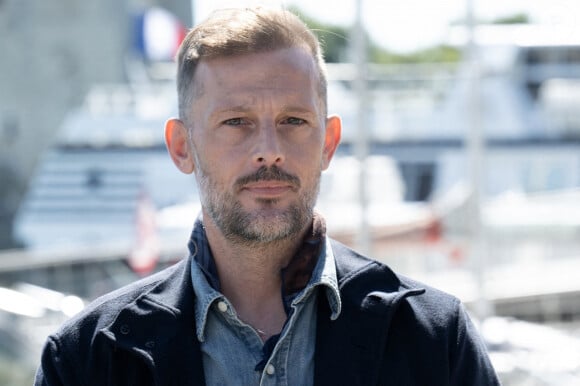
[{"left": 134, "top": 7, "right": 186, "bottom": 62}]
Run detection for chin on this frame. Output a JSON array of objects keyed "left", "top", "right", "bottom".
[{"left": 235, "top": 207, "right": 307, "bottom": 243}]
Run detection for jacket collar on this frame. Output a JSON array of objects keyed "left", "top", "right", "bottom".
[{"left": 314, "top": 240, "right": 425, "bottom": 385}]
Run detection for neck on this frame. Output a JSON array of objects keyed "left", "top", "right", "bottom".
[{"left": 202, "top": 215, "right": 308, "bottom": 341}]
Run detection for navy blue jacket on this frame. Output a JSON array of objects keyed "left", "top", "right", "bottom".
[{"left": 35, "top": 240, "right": 499, "bottom": 385}]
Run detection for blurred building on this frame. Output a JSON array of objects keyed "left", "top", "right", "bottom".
[
  {"left": 0, "top": 0, "right": 191, "bottom": 248},
  {"left": 331, "top": 25, "right": 580, "bottom": 201}
]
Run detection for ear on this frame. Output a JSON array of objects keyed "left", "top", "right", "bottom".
[
  {"left": 165, "top": 118, "right": 195, "bottom": 174},
  {"left": 321, "top": 115, "right": 341, "bottom": 170}
]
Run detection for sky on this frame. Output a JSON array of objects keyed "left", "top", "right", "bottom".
[{"left": 194, "top": 0, "right": 580, "bottom": 52}]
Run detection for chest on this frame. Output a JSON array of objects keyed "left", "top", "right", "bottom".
[{"left": 200, "top": 294, "right": 318, "bottom": 386}]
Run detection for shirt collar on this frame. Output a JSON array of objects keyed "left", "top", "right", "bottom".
[
  {"left": 288, "top": 236, "right": 342, "bottom": 321},
  {"left": 189, "top": 214, "right": 341, "bottom": 341}
]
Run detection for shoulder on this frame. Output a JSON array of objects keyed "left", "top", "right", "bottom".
[
  {"left": 329, "top": 238, "right": 486, "bottom": 357},
  {"left": 320, "top": 240, "right": 498, "bottom": 384},
  {"left": 51, "top": 258, "right": 189, "bottom": 345},
  {"left": 36, "top": 258, "right": 197, "bottom": 384},
  {"left": 329, "top": 238, "right": 463, "bottom": 317}
]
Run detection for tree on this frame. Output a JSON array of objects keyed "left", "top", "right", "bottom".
[
  {"left": 291, "top": 6, "right": 460, "bottom": 64},
  {"left": 492, "top": 13, "right": 530, "bottom": 25},
  {"left": 289, "top": 6, "right": 350, "bottom": 63}
]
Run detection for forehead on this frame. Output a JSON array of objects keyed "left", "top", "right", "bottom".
[{"left": 193, "top": 47, "right": 322, "bottom": 102}]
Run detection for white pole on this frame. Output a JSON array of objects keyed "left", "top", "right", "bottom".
[
  {"left": 465, "top": 0, "right": 492, "bottom": 320},
  {"left": 353, "top": 0, "right": 371, "bottom": 255}
]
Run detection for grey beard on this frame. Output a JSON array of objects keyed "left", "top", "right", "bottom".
[
  {"left": 207, "top": 196, "right": 309, "bottom": 246},
  {"left": 198, "top": 165, "right": 318, "bottom": 247}
]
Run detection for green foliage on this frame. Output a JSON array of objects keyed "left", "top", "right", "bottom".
[
  {"left": 451, "top": 12, "right": 531, "bottom": 26},
  {"left": 492, "top": 13, "right": 530, "bottom": 25},
  {"left": 371, "top": 45, "right": 462, "bottom": 64},
  {"left": 290, "top": 6, "right": 461, "bottom": 64},
  {"left": 289, "top": 6, "right": 350, "bottom": 63}
]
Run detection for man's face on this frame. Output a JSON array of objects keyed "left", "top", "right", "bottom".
[{"left": 175, "top": 47, "right": 340, "bottom": 245}]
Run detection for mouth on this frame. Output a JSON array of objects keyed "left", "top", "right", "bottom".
[
  {"left": 242, "top": 181, "right": 296, "bottom": 197},
  {"left": 236, "top": 166, "right": 300, "bottom": 198}
]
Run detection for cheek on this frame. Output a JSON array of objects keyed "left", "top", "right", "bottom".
[
  {"left": 198, "top": 134, "right": 248, "bottom": 168},
  {"left": 191, "top": 135, "right": 228, "bottom": 170},
  {"left": 195, "top": 156, "right": 238, "bottom": 193},
  {"left": 296, "top": 144, "right": 327, "bottom": 171}
]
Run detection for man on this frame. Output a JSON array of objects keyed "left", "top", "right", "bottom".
[{"left": 35, "top": 7, "right": 499, "bottom": 385}]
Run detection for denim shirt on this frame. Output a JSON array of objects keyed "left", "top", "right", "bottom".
[{"left": 189, "top": 217, "right": 341, "bottom": 386}]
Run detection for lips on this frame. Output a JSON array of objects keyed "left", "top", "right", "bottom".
[
  {"left": 242, "top": 181, "right": 296, "bottom": 196},
  {"left": 235, "top": 166, "right": 301, "bottom": 194}
]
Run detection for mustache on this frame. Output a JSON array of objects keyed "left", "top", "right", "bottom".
[{"left": 235, "top": 166, "right": 301, "bottom": 189}]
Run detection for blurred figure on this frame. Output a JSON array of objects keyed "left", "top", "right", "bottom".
[{"left": 35, "top": 6, "right": 499, "bottom": 385}]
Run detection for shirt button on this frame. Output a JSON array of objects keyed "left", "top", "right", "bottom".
[
  {"left": 217, "top": 301, "right": 228, "bottom": 312},
  {"left": 265, "top": 364, "right": 276, "bottom": 375}
]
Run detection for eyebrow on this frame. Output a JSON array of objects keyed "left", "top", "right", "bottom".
[
  {"left": 207, "top": 105, "right": 252, "bottom": 120},
  {"left": 279, "top": 105, "right": 317, "bottom": 114}
]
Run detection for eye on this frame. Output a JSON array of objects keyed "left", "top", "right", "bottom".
[
  {"left": 280, "top": 117, "right": 306, "bottom": 125},
  {"left": 223, "top": 117, "right": 247, "bottom": 126}
]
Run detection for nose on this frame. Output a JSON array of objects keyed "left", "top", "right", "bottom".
[{"left": 253, "top": 125, "right": 284, "bottom": 166}]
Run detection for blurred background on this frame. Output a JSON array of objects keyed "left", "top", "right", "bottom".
[{"left": 1, "top": 0, "right": 580, "bottom": 384}]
